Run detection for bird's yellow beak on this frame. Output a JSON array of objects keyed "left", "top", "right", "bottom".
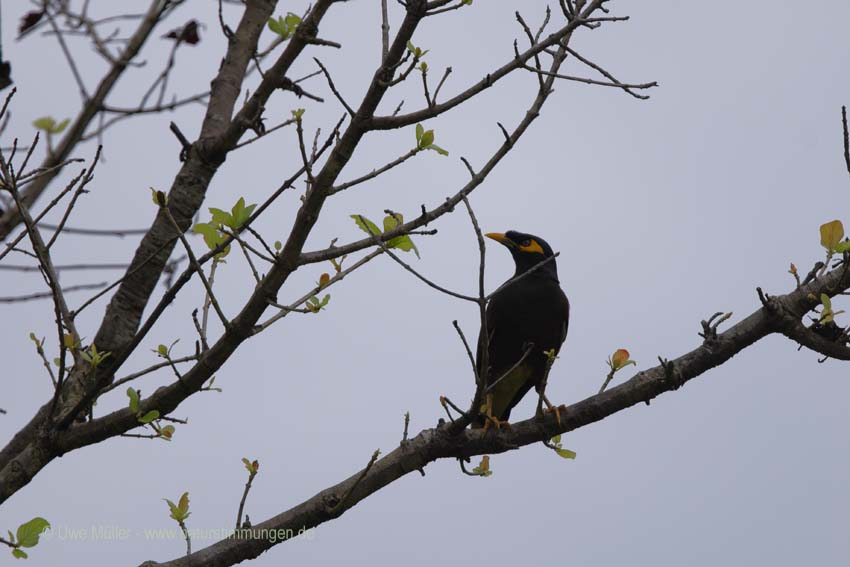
[{"left": 485, "top": 232, "right": 510, "bottom": 245}]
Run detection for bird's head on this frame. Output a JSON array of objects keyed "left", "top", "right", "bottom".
[{"left": 485, "top": 230, "right": 558, "bottom": 281}]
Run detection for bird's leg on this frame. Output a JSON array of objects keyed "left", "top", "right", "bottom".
[
  {"left": 536, "top": 391, "right": 562, "bottom": 426},
  {"left": 481, "top": 393, "right": 506, "bottom": 431},
  {"left": 535, "top": 348, "right": 562, "bottom": 425}
]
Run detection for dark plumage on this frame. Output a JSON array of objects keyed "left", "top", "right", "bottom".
[{"left": 474, "top": 230, "right": 569, "bottom": 427}]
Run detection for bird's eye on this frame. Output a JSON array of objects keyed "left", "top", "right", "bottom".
[{"left": 521, "top": 239, "right": 531, "bottom": 247}]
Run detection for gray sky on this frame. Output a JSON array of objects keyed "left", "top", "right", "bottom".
[{"left": 3, "top": 1, "right": 850, "bottom": 565}]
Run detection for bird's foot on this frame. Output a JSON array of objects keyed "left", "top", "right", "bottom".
[
  {"left": 536, "top": 392, "right": 564, "bottom": 426},
  {"left": 480, "top": 393, "right": 511, "bottom": 431},
  {"left": 482, "top": 414, "right": 510, "bottom": 432}
]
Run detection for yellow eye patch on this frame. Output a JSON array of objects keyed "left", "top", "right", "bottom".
[{"left": 518, "top": 239, "right": 544, "bottom": 254}]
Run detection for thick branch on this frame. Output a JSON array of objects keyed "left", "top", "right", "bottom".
[{"left": 130, "top": 261, "right": 850, "bottom": 567}]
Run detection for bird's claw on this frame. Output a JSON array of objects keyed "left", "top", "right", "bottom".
[
  {"left": 480, "top": 393, "right": 511, "bottom": 432},
  {"left": 536, "top": 394, "right": 563, "bottom": 426}
]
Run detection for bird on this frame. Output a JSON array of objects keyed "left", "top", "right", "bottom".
[{"left": 474, "top": 230, "right": 569, "bottom": 429}]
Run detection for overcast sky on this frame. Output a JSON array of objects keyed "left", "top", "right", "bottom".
[{"left": 3, "top": 1, "right": 850, "bottom": 565}]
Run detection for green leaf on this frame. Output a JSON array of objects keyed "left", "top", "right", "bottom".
[
  {"left": 12, "top": 549, "right": 28, "bottom": 559},
  {"left": 388, "top": 234, "right": 420, "bottom": 258},
  {"left": 165, "top": 499, "right": 180, "bottom": 521},
  {"left": 192, "top": 222, "right": 220, "bottom": 247},
  {"left": 821, "top": 293, "right": 832, "bottom": 311},
  {"left": 550, "top": 434, "right": 562, "bottom": 445},
  {"left": 415, "top": 123, "right": 424, "bottom": 143},
  {"left": 139, "top": 410, "right": 160, "bottom": 424},
  {"left": 127, "top": 387, "right": 140, "bottom": 414},
  {"left": 158, "top": 344, "right": 168, "bottom": 356},
  {"left": 351, "top": 214, "right": 381, "bottom": 236},
  {"left": 166, "top": 492, "right": 191, "bottom": 522},
  {"left": 16, "top": 517, "right": 50, "bottom": 548},
  {"left": 555, "top": 447, "right": 577, "bottom": 459},
  {"left": 419, "top": 129, "right": 434, "bottom": 149},
  {"left": 427, "top": 143, "right": 448, "bottom": 156},
  {"left": 382, "top": 213, "right": 420, "bottom": 257},
  {"left": 837, "top": 241, "right": 850, "bottom": 253},
  {"left": 231, "top": 198, "right": 256, "bottom": 229},
  {"left": 267, "top": 16, "right": 286, "bottom": 37},
  {"left": 192, "top": 222, "right": 230, "bottom": 257},
  {"left": 406, "top": 40, "right": 416, "bottom": 54},
  {"left": 242, "top": 457, "right": 253, "bottom": 472},
  {"left": 52, "top": 118, "right": 70, "bottom": 135},
  {"left": 160, "top": 425, "right": 175, "bottom": 440},
  {"left": 32, "top": 116, "right": 56, "bottom": 131},
  {"left": 62, "top": 333, "right": 77, "bottom": 349},
  {"left": 820, "top": 220, "right": 844, "bottom": 252},
  {"left": 284, "top": 12, "right": 301, "bottom": 30},
  {"left": 274, "top": 241, "right": 282, "bottom": 251},
  {"left": 209, "top": 207, "right": 234, "bottom": 229},
  {"left": 383, "top": 212, "right": 402, "bottom": 232},
  {"left": 178, "top": 492, "right": 190, "bottom": 516}
]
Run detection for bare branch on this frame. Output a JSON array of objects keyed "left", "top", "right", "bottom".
[{"left": 330, "top": 148, "right": 419, "bottom": 195}]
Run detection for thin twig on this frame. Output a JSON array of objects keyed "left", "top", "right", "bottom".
[
  {"left": 330, "top": 148, "right": 419, "bottom": 194},
  {"left": 381, "top": 0, "right": 390, "bottom": 61},
  {"left": 330, "top": 450, "right": 381, "bottom": 515},
  {"left": 254, "top": 249, "right": 383, "bottom": 333},
  {"left": 314, "top": 58, "right": 355, "bottom": 117},
  {"left": 47, "top": 146, "right": 103, "bottom": 249},
  {"left": 357, "top": 215, "right": 476, "bottom": 302},
  {"left": 101, "top": 355, "right": 199, "bottom": 397},
  {"left": 236, "top": 464, "right": 258, "bottom": 529},
  {"left": 520, "top": 63, "right": 657, "bottom": 97},
  {"left": 0, "top": 282, "right": 107, "bottom": 303},
  {"left": 161, "top": 205, "right": 230, "bottom": 330}
]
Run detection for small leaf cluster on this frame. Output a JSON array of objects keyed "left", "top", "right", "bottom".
[
  {"left": 126, "top": 387, "right": 174, "bottom": 440},
  {"left": 305, "top": 294, "right": 330, "bottom": 313},
  {"left": 267, "top": 13, "right": 301, "bottom": 40},
  {"left": 62, "top": 332, "right": 79, "bottom": 351},
  {"left": 6, "top": 517, "right": 50, "bottom": 560},
  {"left": 32, "top": 116, "right": 69, "bottom": 135},
  {"left": 819, "top": 220, "right": 850, "bottom": 255},
  {"left": 607, "top": 348, "right": 636, "bottom": 372},
  {"left": 351, "top": 213, "right": 420, "bottom": 258},
  {"left": 165, "top": 492, "right": 191, "bottom": 524},
  {"left": 150, "top": 188, "right": 168, "bottom": 207},
  {"left": 471, "top": 455, "right": 492, "bottom": 477},
  {"left": 193, "top": 197, "right": 257, "bottom": 257},
  {"left": 548, "top": 434, "right": 577, "bottom": 460},
  {"left": 818, "top": 293, "right": 844, "bottom": 324},
  {"left": 80, "top": 344, "right": 110, "bottom": 368},
  {"left": 242, "top": 458, "right": 260, "bottom": 476},
  {"left": 405, "top": 41, "right": 429, "bottom": 60},
  {"left": 414, "top": 123, "right": 448, "bottom": 156}
]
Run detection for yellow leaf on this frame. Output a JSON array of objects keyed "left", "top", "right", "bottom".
[
  {"left": 611, "top": 348, "right": 630, "bottom": 369},
  {"left": 820, "top": 220, "right": 844, "bottom": 252}
]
